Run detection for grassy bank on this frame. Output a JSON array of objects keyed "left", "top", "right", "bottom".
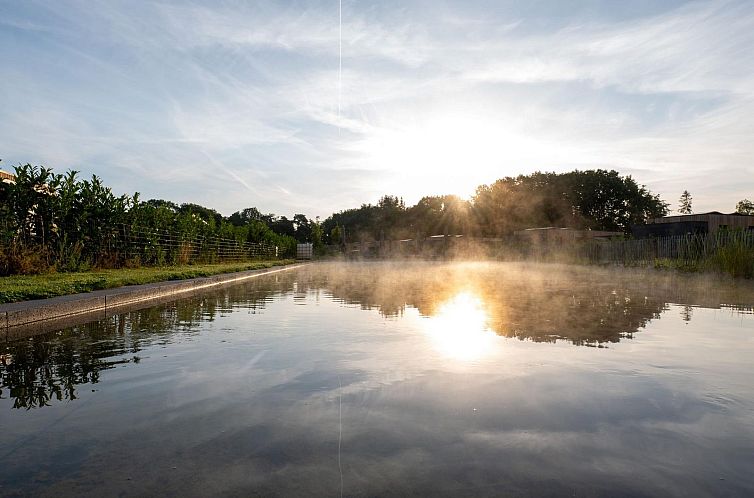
[{"left": 0, "top": 260, "right": 297, "bottom": 304}]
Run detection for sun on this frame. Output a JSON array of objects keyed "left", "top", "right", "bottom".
[
  {"left": 355, "top": 111, "right": 533, "bottom": 202},
  {"left": 423, "top": 291, "right": 498, "bottom": 362}
]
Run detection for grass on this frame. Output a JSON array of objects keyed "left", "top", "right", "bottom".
[
  {"left": 651, "top": 246, "right": 754, "bottom": 278},
  {"left": 706, "top": 243, "right": 754, "bottom": 279},
  {"left": 0, "top": 260, "right": 297, "bottom": 304},
  {"left": 652, "top": 258, "right": 703, "bottom": 273}
]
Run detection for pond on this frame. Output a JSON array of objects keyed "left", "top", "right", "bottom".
[{"left": 1, "top": 262, "right": 754, "bottom": 496}]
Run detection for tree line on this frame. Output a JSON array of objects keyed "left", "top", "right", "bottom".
[
  {"left": 321, "top": 169, "right": 670, "bottom": 244},
  {"left": 3, "top": 161, "right": 750, "bottom": 275}
]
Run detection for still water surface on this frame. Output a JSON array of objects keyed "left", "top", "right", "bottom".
[{"left": 1, "top": 262, "right": 754, "bottom": 496}]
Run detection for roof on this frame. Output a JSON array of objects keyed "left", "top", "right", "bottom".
[
  {"left": 664, "top": 211, "right": 752, "bottom": 217},
  {"left": 651, "top": 212, "right": 754, "bottom": 223},
  {"left": 0, "top": 170, "right": 16, "bottom": 183},
  {"left": 514, "top": 227, "right": 623, "bottom": 238}
]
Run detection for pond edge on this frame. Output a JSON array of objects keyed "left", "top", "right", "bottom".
[{"left": 0, "top": 263, "right": 307, "bottom": 340}]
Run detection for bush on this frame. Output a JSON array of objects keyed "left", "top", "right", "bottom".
[{"left": 0, "top": 244, "right": 52, "bottom": 276}]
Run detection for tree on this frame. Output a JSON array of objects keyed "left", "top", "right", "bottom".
[
  {"left": 228, "top": 207, "right": 263, "bottom": 226},
  {"left": 310, "top": 217, "right": 324, "bottom": 254},
  {"left": 268, "top": 216, "right": 295, "bottom": 237},
  {"left": 736, "top": 199, "right": 754, "bottom": 215},
  {"left": 678, "top": 191, "right": 693, "bottom": 214},
  {"left": 407, "top": 195, "right": 471, "bottom": 237},
  {"left": 330, "top": 225, "right": 343, "bottom": 245},
  {"left": 471, "top": 170, "right": 667, "bottom": 235},
  {"left": 292, "top": 214, "right": 312, "bottom": 242}
]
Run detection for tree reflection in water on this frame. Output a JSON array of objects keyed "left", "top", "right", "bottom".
[
  {"left": 0, "top": 275, "right": 295, "bottom": 409},
  {"left": 297, "top": 262, "right": 753, "bottom": 346},
  {"left": 2, "top": 262, "right": 752, "bottom": 409}
]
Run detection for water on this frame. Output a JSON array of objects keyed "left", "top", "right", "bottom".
[{"left": 1, "top": 262, "right": 753, "bottom": 497}]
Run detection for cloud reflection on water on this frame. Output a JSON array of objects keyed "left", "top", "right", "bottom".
[{"left": 1, "top": 262, "right": 754, "bottom": 496}]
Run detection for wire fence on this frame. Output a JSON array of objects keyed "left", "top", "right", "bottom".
[
  {"left": 108, "top": 224, "right": 287, "bottom": 265},
  {"left": 1, "top": 222, "right": 290, "bottom": 273}
]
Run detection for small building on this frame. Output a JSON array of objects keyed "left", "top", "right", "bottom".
[
  {"left": 514, "top": 227, "right": 623, "bottom": 244},
  {"left": 0, "top": 170, "right": 16, "bottom": 184},
  {"left": 631, "top": 212, "right": 754, "bottom": 238}
]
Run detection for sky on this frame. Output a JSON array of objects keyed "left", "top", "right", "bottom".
[{"left": 1, "top": 0, "right": 753, "bottom": 218}]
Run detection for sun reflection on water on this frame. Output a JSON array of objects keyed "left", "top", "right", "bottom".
[{"left": 423, "top": 291, "right": 498, "bottom": 361}]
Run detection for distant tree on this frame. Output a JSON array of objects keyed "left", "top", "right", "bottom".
[
  {"left": 736, "top": 199, "right": 754, "bottom": 215},
  {"left": 320, "top": 170, "right": 668, "bottom": 241},
  {"left": 678, "top": 191, "right": 693, "bottom": 214},
  {"left": 472, "top": 170, "right": 667, "bottom": 235},
  {"left": 330, "top": 225, "right": 343, "bottom": 245},
  {"left": 144, "top": 199, "right": 179, "bottom": 212},
  {"left": 407, "top": 195, "right": 471, "bottom": 237},
  {"left": 563, "top": 170, "right": 668, "bottom": 232},
  {"left": 310, "top": 217, "right": 324, "bottom": 253},
  {"left": 179, "top": 203, "right": 223, "bottom": 225},
  {"left": 292, "top": 214, "right": 312, "bottom": 242},
  {"left": 321, "top": 196, "right": 406, "bottom": 243},
  {"left": 268, "top": 216, "right": 295, "bottom": 238},
  {"left": 228, "top": 207, "right": 263, "bottom": 226}
]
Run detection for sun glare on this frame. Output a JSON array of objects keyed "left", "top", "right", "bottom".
[
  {"left": 360, "top": 114, "right": 527, "bottom": 200},
  {"left": 423, "top": 291, "right": 498, "bottom": 362}
]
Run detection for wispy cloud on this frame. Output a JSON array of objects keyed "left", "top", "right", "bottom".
[{"left": 1, "top": 0, "right": 752, "bottom": 215}]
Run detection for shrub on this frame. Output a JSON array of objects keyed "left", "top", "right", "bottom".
[{"left": 0, "top": 244, "right": 51, "bottom": 276}]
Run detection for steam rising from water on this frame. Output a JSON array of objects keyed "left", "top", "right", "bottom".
[
  {"left": 2, "top": 261, "right": 754, "bottom": 496},
  {"left": 305, "top": 261, "right": 753, "bottom": 346}
]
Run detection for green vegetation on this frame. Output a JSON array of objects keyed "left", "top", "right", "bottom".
[
  {"left": 678, "top": 190, "right": 693, "bottom": 214},
  {"left": 737, "top": 199, "right": 754, "bottom": 215},
  {"left": 321, "top": 169, "right": 668, "bottom": 243},
  {"left": 1, "top": 161, "right": 749, "bottom": 283},
  {"left": 0, "top": 260, "right": 296, "bottom": 303},
  {"left": 608, "top": 231, "right": 754, "bottom": 279},
  {"left": 706, "top": 239, "right": 754, "bottom": 279},
  {"left": 0, "top": 163, "right": 322, "bottom": 275}
]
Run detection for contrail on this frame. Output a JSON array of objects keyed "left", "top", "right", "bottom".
[
  {"left": 338, "top": 0, "right": 342, "bottom": 132},
  {"left": 338, "top": 5, "right": 344, "bottom": 490}
]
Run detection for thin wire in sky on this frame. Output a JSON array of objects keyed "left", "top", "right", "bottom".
[{"left": 338, "top": 0, "right": 342, "bottom": 132}]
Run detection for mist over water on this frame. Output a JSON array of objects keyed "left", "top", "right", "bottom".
[{"left": 1, "top": 262, "right": 753, "bottom": 496}]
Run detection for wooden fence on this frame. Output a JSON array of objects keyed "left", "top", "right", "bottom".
[
  {"left": 332, "top": 230, "right": 754, "bottom": 270},
  {"left": 589, "top": 230, "right": 754, "bottom": 265}
]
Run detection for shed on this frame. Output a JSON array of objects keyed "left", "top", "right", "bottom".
[{"left": 631, "top": 212, "right": 754, "bottom": 238}]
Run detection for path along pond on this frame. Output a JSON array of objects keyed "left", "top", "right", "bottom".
[{"left": 1, "top": 262, "right": 754, "bottom": 497}]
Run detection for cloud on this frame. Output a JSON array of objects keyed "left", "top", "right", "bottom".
[{"left": 1, "top": 0, "right": 752, "bottom": 215}]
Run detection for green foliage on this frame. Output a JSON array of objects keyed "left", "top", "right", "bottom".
[
  {"left": 330, "top": 225, "right": 343, "bottom": 245},
  {"left": 322, "top": 170, "right": 667, "bottom": 242},
  {"left": 228, "top": 207, "right": 263, "bottom": 226},
  {"left": 736, "top": 199, "right": 754, "bottom": 215},
  {"left": 1, "top": 163, "right": 671, "bottom": 273},
  {"left": 0, "top": 164, "right": 299, "bottom": 274},
  {"left": 678, "top": 190, "right": 693, "bottom": 214},
  {"left": 0, "top": 260, "right": 296, "bottom": 303},
  {"left": 321, "top": 195, "right": 409, "bottom": 243},
  {"left": 310, "top": 220, "right": 325, "bottom": 254},
  {"left": 0, "top": 243, "right": 51, "bottom": 276},
  {"left": 706, "top": 240, "right": 754, "bottom": 278}
]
